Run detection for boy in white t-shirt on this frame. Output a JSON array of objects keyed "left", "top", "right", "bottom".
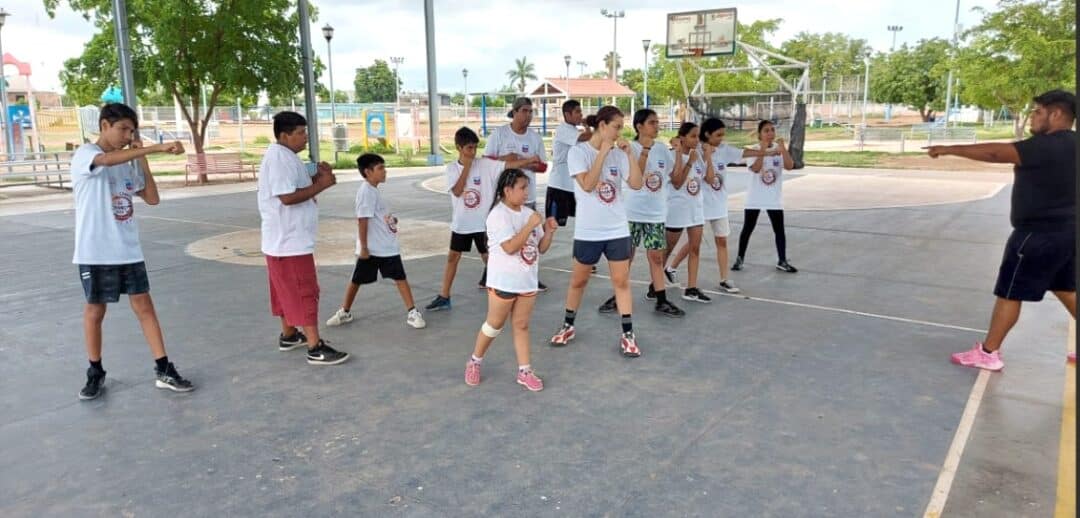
[
  {"left": 465, "top": 169, "right": 557, "bottom": 391},
  {"left": 426, "top": 127, "right": 532, "bottom": 312},
  {"left": 72, "top": 103, "right": 193, "bottom": 400},
  {"left": 258, "top": 112, "right": 348, "bottom": 366},
  {"left": 326, "top": 154, "right": 426, "bottom": 329}
]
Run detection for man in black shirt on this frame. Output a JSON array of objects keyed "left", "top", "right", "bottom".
[{"left": 927, "top": 89, "right": 1076, "bottom": 371}]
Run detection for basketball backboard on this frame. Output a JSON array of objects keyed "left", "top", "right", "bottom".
[{"left": 666, "top": 8, "right": 737, "bottom": 58}]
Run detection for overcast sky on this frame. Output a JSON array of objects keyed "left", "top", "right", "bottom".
[{"left": 3, "top": 0, "right": 999, "bottom": 95}]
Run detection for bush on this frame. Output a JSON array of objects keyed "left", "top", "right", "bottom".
[{"left": 254, "top": 136, "right": 270, "bottom": 145}]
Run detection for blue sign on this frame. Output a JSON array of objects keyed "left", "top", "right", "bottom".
[
  {"left": 366, "top": 111, "right": 386, "bottom": 138},
  {"left": 8, "top": 105, "right": 31, "bottom": 129}
]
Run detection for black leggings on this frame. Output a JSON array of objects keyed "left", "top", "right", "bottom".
[{"left": 737, "top": 209, "right": 786, "bottom": 261}]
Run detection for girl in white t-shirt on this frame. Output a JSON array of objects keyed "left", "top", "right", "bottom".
[
  {"left": 663, "top": 122, "right": 711, "bottom": 304},
  {"left": 734, "top": 119, "right": 797, "bottom": 273},
  {"left": 549, "top": 106, "right": 645, "bottom": 358},
  {"left": 465, "top": 169, "right": 557, "bottom": 391}
]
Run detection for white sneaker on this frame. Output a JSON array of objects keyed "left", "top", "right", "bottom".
[
  {"left": 718, "top": 280, "right": 741, "bottom": 294},
  {"left": 407, "top": 308, "right": 426, "bottom": 329},
  {"left": 326, "top": 308, "right": 353, "bottom": 327}
]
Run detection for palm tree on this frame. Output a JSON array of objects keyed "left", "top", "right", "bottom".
[
  {"left": 506, "top": 57, "right": 538, "bottom": 93},
  {"left": 603, "top": 51, "right": 622, "bottom": 79}
]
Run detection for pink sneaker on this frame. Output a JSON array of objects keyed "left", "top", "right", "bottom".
[
  {"left": 550, "top": 324, "right": 575, "bottom": 346},
  {"left": 1068, "top": 352, "right": 1077, "bottom": 364},
  {"left": 465, "top": 360, "right": 481, "bottom": 386},
  {"left": 516, "top": 370, "right": 544, "bottom": 391},
  {"left": 620, "top": 332, "right": 641, "bottom": 357},
  {"left": 950, "top": 342, "right": 1004, "bottom": 372}
]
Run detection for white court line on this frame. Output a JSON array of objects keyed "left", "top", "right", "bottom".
[
  {"left": 923, "top": 370, "right": 990, "bottom": 517},
  {"left": 540, "top": 265, "right": 985, "bottom": 334},
  {"left": 140, "top": 214, "right": 253, "bottom": 230}
]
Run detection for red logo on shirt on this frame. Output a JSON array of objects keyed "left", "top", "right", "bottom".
[
  {"left": 687, "top": 178, "right": 701, "bottom": 196},
  {"left": 597, "top": 180, "right": 618, "bottom": 204},
  {"left": 645, "top": 173, "right": 663, "bottom": 192},
  {"left": 385, "top": 214, "right": 399, "bottom": 233},
  {"left": 463, "top": 189, "right": 482, "bottom": 209},
  {"left": 520, "top": 231, "right": 540, "bottom": 265},
  {"left": 762, "top": 170, "right": 778, "bottom": 186},
  {"left": 112, "top": 193, "right": 134, "bottom": 222}
]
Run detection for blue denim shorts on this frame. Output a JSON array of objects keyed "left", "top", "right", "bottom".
[{"left": 79, "top": 262, "right": 150, "bottom": 303}]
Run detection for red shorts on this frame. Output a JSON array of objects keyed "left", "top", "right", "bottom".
[{"left": 266, "top": 254, "right": 319, "bottom": 327}]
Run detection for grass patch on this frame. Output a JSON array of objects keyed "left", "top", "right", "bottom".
[{"left": 802, "top": 150, "right": 923, "bottom": 168}]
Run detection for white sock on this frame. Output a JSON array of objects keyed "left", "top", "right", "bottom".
[
  {"left": 471, "top": 355, "right": 483, "bottom": 364},
  {"left": 518, "top": 364, "right": 531, "bottom": 373}
]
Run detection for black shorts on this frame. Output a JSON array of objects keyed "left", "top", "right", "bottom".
[
  {"left": 994, "top": 229, "right": 1075, "bottom": 301},
  {"left": 573, "top": 237, "right": 633, "bottom": 265},
  {"left": 79, "top": 262, "right": 150, "bottom": 304},
  {"left": 351, "top": 255, "right": 407, "bottom": 285},
  {"left": 545, "top": 187, "right": 576, "bottom": 226},
  {"left": 450, "top": 232, "right": 489, "bottom": 254}
]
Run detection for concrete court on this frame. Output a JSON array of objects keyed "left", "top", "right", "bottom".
[{"left": 0, "top": 164, "right": 1073, "bottom": 517}]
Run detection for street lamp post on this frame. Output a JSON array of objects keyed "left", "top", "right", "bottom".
[
  {"left": 600, "top": 9, "right": 625, "bottom": 80},
  {"left": 462, "top": 68, "right": 468, "bottom": 124},
  {"left": 642, "top": 39, "right": 651, "bottom": 108},
  {"left": 944, "top": 0, "right": 960, "bottom": 126},
  {"left": 0, "top": 9, "right": 14, "bottom": 157},
  {"left": 861, "top": 52, "right": 871, "bottom": 127},
  {"left": 322, "top": 24, "right": 337, "bottom": 160},
  {"left": 564, "top": 55, "right": 571, "bottom": 99},
  {"left": 390, "top": 56, "right": 404, "bottom": 151},
  {"left": 885, "top": 25, "right": 902, "bottom": 121},
  {"left": 577, "top": 61, "right": 587, "bottom": 77}
]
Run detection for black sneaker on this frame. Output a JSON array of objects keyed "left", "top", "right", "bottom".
[
  {"left": 306, "top": 340, "right": 350, "bottom": 366},
  {"left": 643, "top": 285, "right": 657, "bottom": 302},
  {"left": 155, "top": 362, "right": 195, "bottom": 392},
  {"left": 654, "top": 300, "right": 686, "bottom": 318},
  {"left": 682, "top": 288, "right": 712, "bottom": 304},
  {"left": 731, "top": 257, "right": 745, "bottom": 271},
  {"left": 598, "top": 295, "right": 617, "bottom": 313},
  {"left": 279, "top": 330, "right": 308, "bottom": 351},
  {"left": 425, "top": 295, "right": 452, "bottom": 311},
  {"left": 591, "top": 265, "right": 598, "bottom": 274},
  {"left": 776, "top": 261, "right": 798, "bottom": 273},
  {"left": 664, "top": 267, "right": 677, "bottom": 284},
  {"left": 79, "top": 367, "right": 106, "bottom": 400},
  {"left": 537, "top": 281, "right": 548, "bottom": 292}
]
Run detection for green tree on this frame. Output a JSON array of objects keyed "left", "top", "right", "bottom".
[
  {"left": 46, "top": 0, "right": 318, "bottom": 169},
  {"left": 779, "top": 31, "right": 872, "bottom": 85},
  {"left": 353, "top": 60, "right": 400, "bottom": 103},
  {"left": 956, "top": 0, "right": 1075, "bottom": 138},
  {"left": 603, "top": 51, "right": 622, "bottom": 79},
  {"left": 318, "top": 89, "right": 349, "bottom": 103},
  {"left": 506, "top": 57, "right": 537, "bottom": 93},
  {"left": 869, "top": 38, "right": 950, "bottom": 122}
]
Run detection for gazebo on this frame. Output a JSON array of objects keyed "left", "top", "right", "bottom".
[{"left": 523, "top": 78, "right": 637, "bottom": 133}]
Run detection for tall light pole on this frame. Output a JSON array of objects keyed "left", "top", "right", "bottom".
[
  {"left": 600, "top": 9, "right": 625, "bottom": 80},
  {"left": 577, "top": 61, "right": 587, "bottom": 77},
  {"left": 462, "top": 68, "right": 468, "bottom": 124},
  {"left": 861, "top": 51, "right": 871, "bottom": 127},
  {"left": 887, "top": 25, "right": 903, "bottom": 51},
  {"left": 0, "top": 9, "right": 14, "bottom": 157},
  {"left": 943, "top": 0, "right": 960, "bottom": 126},
  {"left": 564, "top": 55, "right": 572, "bottom": 99},
  {"left": 642, "top": 39, "right": 651, "bottom": 108},
  {"left": 390, "top": 56, "right": 404, "bottom": 151},
  {"left": 322, "top": 24, "right": 337, "bottom": 160}
]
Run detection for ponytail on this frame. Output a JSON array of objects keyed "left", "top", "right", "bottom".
[
  {"left": 632, "top": 109, "right": 657, "bottom": 141},
  {"left": 490, "top": 168, "right": 531, "bottom": 212}
]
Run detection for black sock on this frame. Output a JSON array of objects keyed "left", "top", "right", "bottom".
[
  {"left": 408, "top": 306, "right": 416, "bottom": 312},
  {"left": 154, "top": 356, "right": 169, "bottom": 372},
  {"left": 479, "top": 267, "right": 487, "bottom": 285},
  {"left": 982, "top": 344, "right": 994, "bottom": 354},
  {"left": 655, "top": 290, "right": 668, "bottom": 304},
  {"left": 564, "top": 309, "right": 577, "bottom": 326},
  {"left": 89, "top": 359, "right": 103, "bottom": 371},
  {"left": 621, "top": 315, "right": 633, "bottom": 334}
]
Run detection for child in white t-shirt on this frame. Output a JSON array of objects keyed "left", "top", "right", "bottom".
[
  {"left": 71, "top": 103, "right": 193, "bottom": 400},
  {"left": 326, "top": 154, "right": 426, "bottom": 329},
  {"left": 465, "top": 169, "right": 557, "bottom": 391},
  {"left": 662, "top": 122, "right": 712, "bottom": 304},
  {"left": 426, "top": 127, "right": 532, "bottom": 312},
  {"left": 733, "top": 120, "right": 797, "bottom": 273}
]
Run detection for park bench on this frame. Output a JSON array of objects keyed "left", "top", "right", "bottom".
[
  {"left": 0, "top": 152, "right": 74, "bottom": 190},
  {"left": 184, "top": 152, "right": 257, "bottom": 185}
]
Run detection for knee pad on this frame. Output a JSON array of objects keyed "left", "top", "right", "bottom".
[{"left": 481, "top": 322, "right": 502, "bottom": 338}]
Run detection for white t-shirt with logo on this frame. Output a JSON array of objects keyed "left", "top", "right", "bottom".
[
  {"left": 624, "top": 141, "right": 670, "bottom": 224},
  {"left": 257, "top": 143, "right": 319, "bottom": 257},
  {"left": 567, "top": 142, "right": 632, "bottom": 241},
  {"left": 445, "top": 157, "right": 506, "bottom": 234},
  {"left": 666, "top": 149, "right": 706, "bottom": 228},
  {"left": 549, "top": 122, "right": 579, "bottom": 192},
  {"left": 702, "top": 144, "right": 746, "bottom": 220},
  {"left": 485, "top": 202, "right": 544, "bottom": 293},
  {"left": 483, "top": 124, "right": 547, "bottom": 203},
  {"left": 744, "top": 143, "right": 786, "bottom": 210},
  {"left": 355, "top": 181, "right": 400, "bottom": 257},
  {"left": 71, "top": 143, "right": 147, "bottom": 265}
]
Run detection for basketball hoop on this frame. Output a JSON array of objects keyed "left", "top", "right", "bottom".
[{"left": 689, "top": 48, "right": 705, "bottom": 58}]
